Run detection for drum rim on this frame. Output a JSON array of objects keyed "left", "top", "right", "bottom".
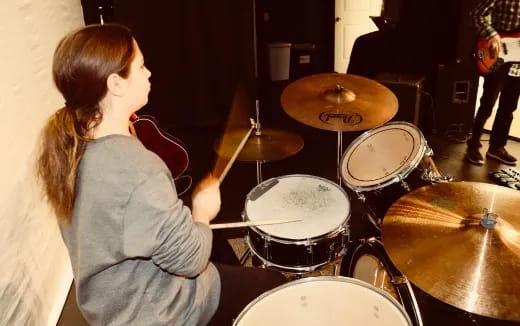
[
  {"left": 232, "top": 275, "right": 413, "bottom": 325},
  {"left": 244, "top": 174, "right": 351, "bottom": 240},
  {"left": 340, "top": 121, "right": 427, "bottom": 192}
]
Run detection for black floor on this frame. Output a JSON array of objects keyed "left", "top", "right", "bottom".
[{"left": 58, "top": 109, "right": 520, "bottom": 325}]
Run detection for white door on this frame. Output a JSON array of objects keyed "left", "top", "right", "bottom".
[{"left": 334, "top": 0, "right": 383, "bottom": 73}]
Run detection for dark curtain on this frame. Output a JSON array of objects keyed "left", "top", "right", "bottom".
[{"left": 110, "top": 0, "right": 256, "bottom": 129}]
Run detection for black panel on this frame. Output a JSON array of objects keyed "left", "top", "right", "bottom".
[{"left": 433, "top": 62, "right": 479, "bottom": 136}]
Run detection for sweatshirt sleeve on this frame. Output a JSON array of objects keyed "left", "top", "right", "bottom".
[
  {"left": 122, "top": 172, "right": 213, "bottom": 277},
  {"left": 470, "top": 0, "right": 498, "bottom": 39}
]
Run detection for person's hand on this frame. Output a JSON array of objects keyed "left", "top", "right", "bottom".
[
  {"left": 488, "top": 34, "right": 501, "bottom": 58},
  {"left": 191, "top": 174, "right": 221, "bottom": 225}
]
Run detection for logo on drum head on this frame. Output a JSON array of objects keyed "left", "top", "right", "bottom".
[
  {"left": 319, "top": 111, "right": 362, "bottom": 125},
  {"left": 317, "top": 185, "right": 330, "bottom": 192}
]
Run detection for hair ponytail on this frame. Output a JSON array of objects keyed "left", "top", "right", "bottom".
[
  {"left": 37, "top": 106, "right": 91, "bottom": 222},
  {"left": 37, "top": 24, "right": 134, "bottom": 222}
]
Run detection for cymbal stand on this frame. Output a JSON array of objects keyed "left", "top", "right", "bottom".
[
  {"left": 254, "top": 100, "right": 264, "bottom": 185},
  {"left": 337, "top": 130, "right": 343, "bottom": 187}
]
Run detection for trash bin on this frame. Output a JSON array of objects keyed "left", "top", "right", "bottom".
[{"left": 268, "top": 42, "right": 291, "bottom": 81}]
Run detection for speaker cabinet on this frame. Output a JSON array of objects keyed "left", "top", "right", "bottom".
[
  {"left": 375, "top": 73, "right": 426, "bottom": 128},
  {"left": 433, "top": 63, "right": 479, "bottom": 135}
]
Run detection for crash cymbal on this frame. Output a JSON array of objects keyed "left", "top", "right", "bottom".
[
  {"left": 214, "top": 128, "right": 304, "bottom": 162},
  {"left": 281, "top": 73, "right": 398, "bottom": 131},
  {"left": 382, "top": 182, "right": 520, "bottom": 321}
]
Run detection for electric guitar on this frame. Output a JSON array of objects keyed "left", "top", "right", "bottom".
[
  {"left": 475, "top": 32, "right": 520, "bottom": 75},
  {"left": 130, "top": 113, "right": 192, "bottom": 196}
]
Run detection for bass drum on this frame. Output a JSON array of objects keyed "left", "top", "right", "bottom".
[
  {"left": 341, "top": 238, "right": 423, "bottom": 326},
  {"left": 233, "top": 276, "right": 413, "bottom": 326}
]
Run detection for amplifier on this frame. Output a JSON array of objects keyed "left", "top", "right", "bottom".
[{"left": 375, "top": 73, "right": 427, "bottom": 129}]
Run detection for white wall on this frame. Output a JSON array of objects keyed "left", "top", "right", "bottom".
[{"left": 0, "top": 1, "right": 84, "bottom": 325}]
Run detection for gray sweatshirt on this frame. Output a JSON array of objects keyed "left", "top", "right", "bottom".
[{"left": 60, "top": 135, "right": 220, "bottom": 325}]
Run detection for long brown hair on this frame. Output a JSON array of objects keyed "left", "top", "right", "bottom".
[{"left": 38, "top": 24, "right": 135, "bottom": 222}]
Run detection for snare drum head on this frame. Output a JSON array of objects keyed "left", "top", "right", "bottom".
[
  {"left": 234, "top": 277, "right": 411, "bottom": 326},
  {"left": 341, "top": 122, "right": 425, "bottom": 191},
  {"left": 245, "top": 175, "right": 350, "bottom": 240}
]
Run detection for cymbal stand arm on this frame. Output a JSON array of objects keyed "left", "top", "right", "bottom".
[
  {"left": 254, "top": 100, "right": 261, "bottom": 136},
  {"left": 256, "top": 161, "right": 263, "bottom": 185},
  {"left": 255, "top": 100, "right": 263, "bottom": 184},
  {"left": 337, "top": 130, "right": 343, "bottom": 186}
]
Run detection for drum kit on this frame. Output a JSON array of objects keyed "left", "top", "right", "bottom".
[{"left": 215, "top": 73, "right": 519, "bottom": 324}]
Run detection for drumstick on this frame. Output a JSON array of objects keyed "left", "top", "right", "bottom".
[
  {"left": 217, "top": 122, "right": 255, "bottom": 183},
  {"left": 210, "top": 218, "right": 302, "bottom": 229}
]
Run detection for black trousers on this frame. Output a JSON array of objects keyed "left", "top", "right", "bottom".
[
  {"left": 207, "top": 231, "right": 287, "bottom": 326},
  {"left": 469, "top": 64, "right": 520, "bottom": 149}
]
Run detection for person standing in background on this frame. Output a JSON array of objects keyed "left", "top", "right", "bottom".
[{"left": 467, "top": 0, "right": 520, "bottom": 166}]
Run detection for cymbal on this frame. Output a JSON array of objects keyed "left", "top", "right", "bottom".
[
  {"left": 214, "top": 128, "right": 304, "bottom": 162},
  {"left": 281, "top": 73, "right": 398, "bottom": 131},
  {"left": 382, "top": 182, "right": 520, "bottom": 321}
]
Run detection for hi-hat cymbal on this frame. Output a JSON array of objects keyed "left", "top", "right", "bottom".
[
  {"left": 281, "top": 73, "right": 398, "bottom": 131},
  {"left": 382, "top": 182, "right": 520, "bottom": 321},
  {"left": 214, "top": 128, "right": 304, "bottom": 162}
]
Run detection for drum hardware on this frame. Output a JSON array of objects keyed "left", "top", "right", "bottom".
[
  {"left": 382, "top": 182, "right": 520, "bottom": 321},
  {"left": 399, "top": 180, "right": 411, "bottom": 192}
]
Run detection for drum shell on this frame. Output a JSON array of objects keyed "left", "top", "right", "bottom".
[
  {"left": 246, "top": 224, "right": 349, "bottom": 272},
  {"left": 358, "top": 166, "right": 434, "bottom": 222},
  {"left": 341, "top": 238, "right": 423, "bottom": 326}
]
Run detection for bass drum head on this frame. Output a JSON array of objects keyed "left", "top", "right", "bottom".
[
  {"left": 233, "top": 276, "right": 412, "bottom": 326},
  {"left": 341, "top": 122, "right": 426, "bottom": 192}
]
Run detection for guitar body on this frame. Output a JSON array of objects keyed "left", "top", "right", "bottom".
[
  {"left": 131, "top": 114, "right": 191, "bottom": 194},
  {"left": 475, "top": 32, "right": 520, "bottom": 75}
]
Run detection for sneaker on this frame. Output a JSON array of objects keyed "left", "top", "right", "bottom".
[
  {"left": 486, "top": 147, "right": 517, "bottom": 165},
  {"left": 466, "top": 147, "right": 484, "bottom": 165}
]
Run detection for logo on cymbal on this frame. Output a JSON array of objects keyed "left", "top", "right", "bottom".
[{"left": 319, "top": 111, "right": 362, "bottom": 125}]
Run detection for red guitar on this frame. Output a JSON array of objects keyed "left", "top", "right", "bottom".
[
  {"left": 475, "top": 32, "right": 520, "bottom": 75},
  {"left": 130, "top": 113, "right": 192, "bottom": 196}
]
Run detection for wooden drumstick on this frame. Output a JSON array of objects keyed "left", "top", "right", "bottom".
[
  {"left": 210, "top": 218, "right": 302, "bottom": 229},
  {"left": 217, "top": 121, "right": 255, "bottom": 183}
]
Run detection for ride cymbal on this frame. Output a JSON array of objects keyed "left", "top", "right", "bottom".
[
  {"left": 382, "top": 182, "right": 520, "bottom": 321},
  {"left": 281, "top": 73, "right": 398, "bottom": 131},
  {"left": 214, "top": 128, "right": 304, "bottom": 162}
]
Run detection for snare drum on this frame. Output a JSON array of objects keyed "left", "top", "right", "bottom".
[
  {"left": 233, "top": 276, "right": 413, "bottom": 325},
  {"left": 341, "top": 238, "right": 423, "bottom": 326},
  {"left": 243, "top": 174, "right": 350, "bottom": 273},
  {"left": 341, "top": 122, "right": 440, "bottom": 226}
]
